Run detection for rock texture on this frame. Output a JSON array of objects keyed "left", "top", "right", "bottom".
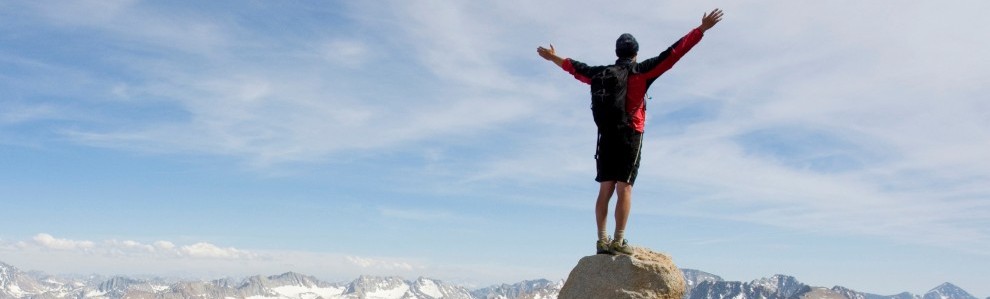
[{"left": 558, "top": 246, "right": 686, "bottom": 299}]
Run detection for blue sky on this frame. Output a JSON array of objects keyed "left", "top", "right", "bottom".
[{"left": 2, "top": 0, "right": 989, "bottom": 296}]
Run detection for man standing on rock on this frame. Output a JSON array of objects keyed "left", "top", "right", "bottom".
[{"left": 536, "top": 9, "right": 723, "bottom": 255}]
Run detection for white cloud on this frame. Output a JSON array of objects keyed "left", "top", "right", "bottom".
[
  {"left": 115, "top": 240, "right": 155, "bottom": 252},
  {"left": 153, "top": 240, "right": 176, "bottom": 251},
  {"left": 3, "top": 235, "right": 442, "bottom": 285},
  {"left": 20, "top": 233, "right": 258, "bottom": 260},
  {"left": 346, "top": 256, "right": 415, "bottom": 272},
  {"left": 179, "top": 242, "right": 257, "bottom": 260},
  {"left": 33, "top": 233, "right": 95, "bottom": 251},
  {"left": 4, "top": 232, "right": 544, "bottom": 287}
]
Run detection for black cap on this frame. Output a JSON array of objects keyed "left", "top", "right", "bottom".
[{"left": 615, "top": 33, "right": 638, "bottom": 58}]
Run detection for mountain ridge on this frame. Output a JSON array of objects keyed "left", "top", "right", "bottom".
[{"left": 0, "top": 260, "right": 982, "bottom": 299}]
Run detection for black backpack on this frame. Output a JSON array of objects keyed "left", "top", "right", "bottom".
[{"left": 589, "top": 64, "right": 631, "bottom": 132}]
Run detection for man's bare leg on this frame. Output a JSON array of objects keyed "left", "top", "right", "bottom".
[
  {"left": 612, "top": 181, "right": 634, "bottom": 254},
  {"left": 596, "top": 181, "right": 617, "bottom": 240}
]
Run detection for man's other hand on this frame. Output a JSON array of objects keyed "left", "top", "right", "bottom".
[{"left": 537, "top": 44, "right": 556, "bottom": 61}]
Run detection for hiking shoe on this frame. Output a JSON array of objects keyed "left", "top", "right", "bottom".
[
  {"left": 596, "top": 237, "right": 613, "bottom": 255},
  {"left": 610, "top": 238, "right": 634, "bottom": 255}
]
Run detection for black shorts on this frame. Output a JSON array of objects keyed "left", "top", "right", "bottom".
[{"left": 595, "top": 128, "right": 644, "bottom": 185}]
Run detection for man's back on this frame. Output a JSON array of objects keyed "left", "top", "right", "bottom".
[{"left": 563, "top": 28, "right": 705, "bottom": 132}]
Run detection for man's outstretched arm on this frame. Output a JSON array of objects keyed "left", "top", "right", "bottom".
[
  {"left": 635, "top": 8, "right": 724, "bottom": 78},
  {"left": 537, "top": 44, "right": 599, "bottom": 84},
  {"left": 537, "top": 44, "right": 564, "bottom": 67}
]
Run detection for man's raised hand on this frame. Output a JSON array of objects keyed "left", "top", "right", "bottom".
[{"left": 699, "top": 8, "right": 724, "bottom": 32}]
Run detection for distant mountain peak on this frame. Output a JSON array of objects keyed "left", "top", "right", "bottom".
[
  {"left": 266, "top": 271, "right": 322, "bottom": 288},
  {"left": 932, "top": 283, "right": 963, "bottom": 292},
  {"left": 924, "top": 282, "right": 977, "bottom": 299}
]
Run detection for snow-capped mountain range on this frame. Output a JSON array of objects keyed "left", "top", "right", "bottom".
[
  {"left": 0, "top": 261, "right": 982, "bottom": 299},
  {"left": 680, "top": 269, "right": 980, "bottom": 299}
]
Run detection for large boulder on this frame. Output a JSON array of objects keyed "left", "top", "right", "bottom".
[{"left": 558, "top": 246, "right": 686, "bottom": 299}]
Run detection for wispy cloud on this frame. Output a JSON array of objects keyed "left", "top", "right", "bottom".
[
  {"left": 346, "top": 256, "right": 415, "bottom": 272},
  {"left": 0, "top": 234, "right": 445, "bottom": 283},
  {"left": 10, "top": 1, "right": 545, "bottom": 169},
  {"left": 626, "top": 2, "right": 990, "bottom": 254},
  {"left": 27, "top": 0, "right": 229, "bottom": 56},
  {"left": 412, "top": 1, "right": 990, "bottom": 256},
  {"left": 178, "top": 242, "right": 258, "bottom": 260},
  {"left": 31, "top": 233, "right": 96, "bottom": 251},
  {"left": 16, "top": 233, "right": 260, "bottom": 260}
]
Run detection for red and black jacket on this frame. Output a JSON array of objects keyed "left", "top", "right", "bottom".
[{"left": 562, "top": 28, "right": 704, "bottom": 133}]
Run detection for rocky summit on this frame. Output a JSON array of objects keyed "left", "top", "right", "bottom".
[{"left": 558, "top": 246, "right": 685, "bottom": 299}]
